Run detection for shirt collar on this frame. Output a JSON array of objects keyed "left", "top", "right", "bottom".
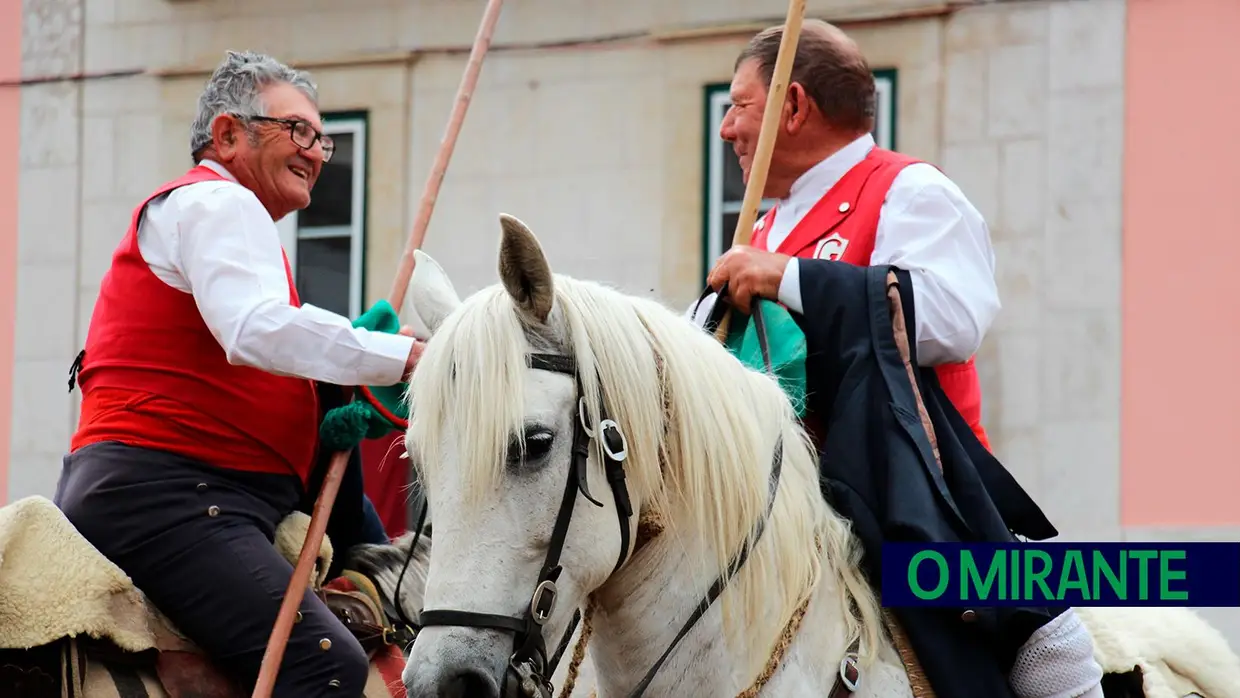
[
  {"left": 782, "top": 132, "right": 875, "bottom": 210},
  {"left": 199, "top": 159, "right": 238, "bottom": 182}
]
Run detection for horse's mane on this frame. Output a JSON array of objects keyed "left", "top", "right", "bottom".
[{"left": 407, "top": 275, "right": 883, "bottom": 668}]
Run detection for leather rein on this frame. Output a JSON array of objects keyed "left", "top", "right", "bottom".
[{"left": 391, "top": 296, "right": 861, "bottom": 697}]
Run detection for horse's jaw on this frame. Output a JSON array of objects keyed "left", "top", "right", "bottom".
[{"left": 584, "top": 529, "right": 748, "bottom": 698}]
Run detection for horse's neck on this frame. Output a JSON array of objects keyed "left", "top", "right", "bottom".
[
  {"left": 584, "top": 509, "right": 894, "bottom": 698},
  {"left": 585, "top": 524, "right": 845, "bottom": 697}
]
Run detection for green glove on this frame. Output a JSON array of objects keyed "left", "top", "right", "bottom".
[
  {"left": 723, "top": 299, "right": 808, "bottom": 418},
  {"left": 319, "top": 300, "right": 412, "bottom": 452}
]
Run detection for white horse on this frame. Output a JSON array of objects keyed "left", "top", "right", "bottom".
[{"left": 397, "top": 213, "right": 912, "bottom": 698}]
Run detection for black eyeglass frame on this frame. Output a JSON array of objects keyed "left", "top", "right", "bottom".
[{"left": 243, "top": 115, "right": 336, "bottom": 162}]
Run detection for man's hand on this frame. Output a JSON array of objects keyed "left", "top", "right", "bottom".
[
  {"left": 706, "top": 245, "right": 791, "bottom": 314},
  {"left": 397, "top": 327, "right": 425, "bottom": 382},
  {"left": 403, "top": 339, "right": 425, "bottom": 382}
]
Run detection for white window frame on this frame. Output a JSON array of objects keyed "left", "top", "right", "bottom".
[
  {"left": 275, "top": 116, "right": 367, "bottom": 319},
  {"left": 703, "top": 70, "right": 896, "bottom": 273},
  {"left": 703, "top": 88, "right": 781, "bottom": 267}
]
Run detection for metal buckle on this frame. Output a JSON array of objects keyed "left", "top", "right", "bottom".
[
  {"left": 599, "top": 419, "right": 628, "bottom": 461},
  {"left": 578, "top": 397, "right": 595, "bottom": 437},
  {"left": 530, "top": 580, "right": 557, "bottom": 625},
  {"left": 838, "top": 653, "right": 860, "bottom": 691},
  {"left": 509, "top": 657, "right": 553, "bottom": 698}
]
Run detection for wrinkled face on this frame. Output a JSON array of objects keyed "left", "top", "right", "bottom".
[
  {"left": 718, "top": 59, "right": 770, "bottom": 187},
  {"left": 402, "top": 357, "right": 627, "bottom": 698},
  {"left": 220, "top": 82, "right": 327, "bottom": 220}
]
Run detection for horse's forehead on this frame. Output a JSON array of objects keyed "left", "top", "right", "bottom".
[{"left": 523, "top": 367, "right": 575, "bottom": 411}]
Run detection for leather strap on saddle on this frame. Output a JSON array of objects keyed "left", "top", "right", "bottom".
[{"left": 321, "top": 570, "right": 416, "bottom": 657}]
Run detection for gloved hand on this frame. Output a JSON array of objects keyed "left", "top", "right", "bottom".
[
  {"left": 1008, "top": 608, "right": 1104, "bottom": 698},
  {"left": 319, "top": 300, "right": 412, "bottom": 452}
]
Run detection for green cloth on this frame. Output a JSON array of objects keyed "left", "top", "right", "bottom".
[
  {"left": 319, "top": 300, "right": 412, "bottom": 452},
  {"left": 723, "top": 300, "right": 808, "bottom": 417}
]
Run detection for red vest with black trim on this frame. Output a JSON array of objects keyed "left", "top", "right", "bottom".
[
  {"left": 71, "top": 165, "right": 322, "bottom": 483},
  {"left": 751, "top": 147, "right": 991, "bottom": 450}
]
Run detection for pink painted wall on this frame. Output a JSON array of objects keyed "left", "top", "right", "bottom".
[
  {"left": 0, "top": 0, "right": 20, "bottom": 503},
  {"left": 1122, "top": 0, "right": 1240, "bottom": 527}
]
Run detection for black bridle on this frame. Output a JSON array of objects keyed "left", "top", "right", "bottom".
[
  {"left": 415, "top": 352, "right": 638, "bottom": 697},
  {"left": 405, "top": 299, "right": 789, "bottom": 697}
]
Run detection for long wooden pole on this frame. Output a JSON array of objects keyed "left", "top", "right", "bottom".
[
  {"left": 250, "top": 3, "right": 506, "bottom": 696},
  {"left": 388, "top": 0, "right": 506, "bottom": 311},
  {"left": 714, "top": 0, "right": 807, "bottom": 343}
]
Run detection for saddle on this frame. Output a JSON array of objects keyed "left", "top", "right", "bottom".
[{"left": 320, "top": 569, "right": 416, "bottom": 657}]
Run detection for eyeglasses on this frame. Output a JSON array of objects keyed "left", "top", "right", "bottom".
[{"left": 244, "top": 115, "right": 335, "bottom": 163}]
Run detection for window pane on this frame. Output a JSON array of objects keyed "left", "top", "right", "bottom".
[
  {"left": 722, "top": 146, "right": 747, "bottom": 202},
  {"left": 300, "top": 132, "right": 355, "bottom": 228},
  {"left": 720, "top": 212, "right": 740, "bottom": 249},
  {"left": 295, "top": 235, "right": 351, "bottom": 316}
]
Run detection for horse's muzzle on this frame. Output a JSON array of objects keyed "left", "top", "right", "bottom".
[{"left": 405, "top": 665, "right": 501, "bottom": 698}]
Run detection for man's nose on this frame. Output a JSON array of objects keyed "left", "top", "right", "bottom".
[
  {"left": 304, "top": 140, "right": 326, "bottom": 164},
  {"left": 719, "top": 109, "right": 736, "bottom": 141}
]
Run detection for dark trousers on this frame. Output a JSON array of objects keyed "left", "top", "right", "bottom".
[{"left": 54, "top": 442, "right": 369, "bottom": 697}]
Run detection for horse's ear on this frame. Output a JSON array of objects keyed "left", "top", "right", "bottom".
[
  {"left": 497, "top": 213, "right": 554, "bottom": 324},
  {"left": 403, "top": 249, "right": 461, "bottom": 337}
]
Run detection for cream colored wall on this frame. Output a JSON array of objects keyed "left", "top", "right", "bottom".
[
  {"left": 402, "top": 8, "right": 950, "bottom": 308},
  {"left": 12, "top": 0, "right": 1126, "bottom": 549},
  {"left": 7, "top": 0, "right": 962, "bottom": 501}
]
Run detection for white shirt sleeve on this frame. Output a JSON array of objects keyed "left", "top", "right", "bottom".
[
  {"left": 871, "top": 164, "right": 1000, "bottom": 365},
  {"left": 137, "top": 180, "right": 414, "bottom": 387},
  {"left": 776, "top": 164, "right": 1000, "bottom": 366}
]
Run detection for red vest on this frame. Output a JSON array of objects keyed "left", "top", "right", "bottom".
[
  {"left": 752, "top": 147, "right": 991, "bottom": 450},
  {"left": 71, "top": 166, "right": 322, "bottom": 483}
]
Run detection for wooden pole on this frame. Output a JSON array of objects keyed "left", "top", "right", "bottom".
[
  {"left": 250, "top": 450, "right": 349, "bottom": 698},
  {"left": 388, "top": 0, "right": 506, "bottom": 311},
  {"left": 713, "top": 0, "right": 807, "bottom": 343},
  {"left": 250, "top": 3, "right": 506, "bottom": 696}
]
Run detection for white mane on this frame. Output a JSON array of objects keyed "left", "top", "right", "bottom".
[{"left": 406, "top": 266, "right": 884, "bottom": 676}]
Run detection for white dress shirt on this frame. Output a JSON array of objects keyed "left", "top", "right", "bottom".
[
  {"left": 135, "top": 159, "right": 414, "bottom": 387},
  {"left": 695, "top": 134, "right": 1000, "bottom": 366}
]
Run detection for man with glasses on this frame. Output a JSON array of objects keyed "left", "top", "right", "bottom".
[{"left": 54, "top": 51, "right": 418, "bottom": 697}]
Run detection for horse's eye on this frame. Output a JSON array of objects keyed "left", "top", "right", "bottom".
[
  {"left": 523, "top": 430, "right": 554, "bottom": 461},
  {"left": 505, "top": 428, "right": 555, "bottom": 470}
]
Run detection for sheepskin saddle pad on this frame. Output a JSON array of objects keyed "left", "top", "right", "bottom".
[
  {"left": 1078, "top": 606, "right": 1240, "bottom": 698},
  {"left": 0, "top": 496, "right": 336, "bottom": 698}
]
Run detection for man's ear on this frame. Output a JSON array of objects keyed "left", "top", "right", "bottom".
[
  {"left": 784, "top": 82, "right": 813, "bottom": 136},
  {"left": 211, "top": 113, "right": 244, "bottom": 162}
]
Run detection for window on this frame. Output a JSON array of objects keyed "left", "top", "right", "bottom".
[
  {"left": 276, "top": 113, "right": 368, "bottom": 319},
  {"left": 701, "top": 69, "right": 897, "bottom": 276}
]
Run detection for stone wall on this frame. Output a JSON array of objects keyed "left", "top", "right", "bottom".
[
  {"left": 10, "top": 0, "right": 86, "bottom": 499},
  {"left": 9, "top": 0, "right": 1130, "bottom": 515},
  {"left": 947, "top": 0, "right": 1128, "bottom": 541},
  {"left": 14, "top": 0, "right": 1240, "bottom": 658},
  {"left": 12, "top": 0, "right": 1131, "bottom": 512},
  {"left": 13, "top": 0, "right": 1127, "bottom": 534}
]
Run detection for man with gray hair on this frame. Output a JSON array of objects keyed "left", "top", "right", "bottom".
[{"left": 54, "top": 51, "right": 418, "bottom": 696}]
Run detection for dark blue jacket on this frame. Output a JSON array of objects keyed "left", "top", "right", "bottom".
[{"left": 790, "top": 261, "right": 1062, "bottom": 697}]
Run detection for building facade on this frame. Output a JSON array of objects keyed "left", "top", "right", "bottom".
[{"left": 1, "top": 0, "right": 1238, "bottom": 641}]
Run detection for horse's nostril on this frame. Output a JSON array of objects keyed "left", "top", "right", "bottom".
[{"left": 442, "top": 667, "right": 499, "bottom": 698}]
